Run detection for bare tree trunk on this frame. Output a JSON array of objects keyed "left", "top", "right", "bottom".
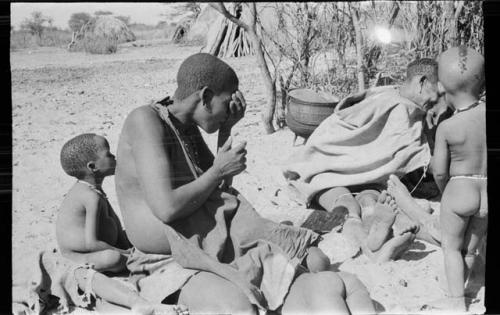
[
  {"left": 448, "top": 1, "right": 465, "bottom": 46},
  {"left": 349, "top": 3, "right": 365, "bottom": 92},
  {"left": 211, "top": 2, "right": 276, "bottom": 134},
  {"left": 248, "top": 30, "right": 277, "bottom": 133}
]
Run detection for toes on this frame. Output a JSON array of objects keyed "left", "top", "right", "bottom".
[{"left": 378, "top": 190, "right": 388, "bottom": 203}]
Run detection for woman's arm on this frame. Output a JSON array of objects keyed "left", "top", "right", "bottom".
[
  {"left": 128, "top": 107, "right": 246, "bottom": 224},
  {"left": 128, "top": 107, "right": 224, "bottom": 224}
]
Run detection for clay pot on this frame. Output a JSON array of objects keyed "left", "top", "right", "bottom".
[{"left": 285, "top": 88, "right": 339, "bottom": 140}]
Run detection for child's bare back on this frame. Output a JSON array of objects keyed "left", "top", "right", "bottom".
[
  {"left": 437, "top": 103, "right": 487, "bottom": 217},
  {"left": 426, "top": 46, "right": 487, "bottom": 312}
]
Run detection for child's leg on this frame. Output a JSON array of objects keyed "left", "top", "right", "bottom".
[
  {"left": 281, "top": 271, "right": 350, "bottom": 314},
  {"left": 74, "top": 268, "right": 185, "bottom": 315},
  {"left": 317, "top": 186, "right": 360, "bottom": 214},
  {"left": 462, "top": 215, "right": 488, "bottom": 281},
  {"left": 337, "top": 271, "right": 376, "bottom": 314},
  {"left": 440, "top": 205, "right": 469, "bottom": 311},
  {"left": 65, "top": 249, "right": 128, "bottom": 272},
  {"left": 305, "top": 247, "right": 331, "bottom": 273}
]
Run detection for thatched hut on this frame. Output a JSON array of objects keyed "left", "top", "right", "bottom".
[
  {"left": 186, "top": 3, "right": 285, "bottom": 58},
  {"left": 68, "top": 16, "right": 136, "bottom": 51},
  {"left": 187, "top": 4, "right": 254, "bottom": 58},
  {"left": 172, "top": 16, "right": 195, "bottom": 43}
]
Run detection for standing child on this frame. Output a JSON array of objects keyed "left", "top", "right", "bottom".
[
  {"left": 430, "top": 46, "right": 487, "bottom": 312},
  {"left": 54, "top": 133, "right": 188, "bottom": 314}
]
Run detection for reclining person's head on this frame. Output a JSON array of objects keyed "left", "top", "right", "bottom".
[
  {"left": 437, "top": 46, "right": 484, "bottom": 106},
  {"left": 405, "top": 58, "right": 439, "bottom": 110},
  {"left": 174, "top": 53, "right": 239, "bottom": 134},
  {"left": 60, "top": 133, "right": 116, "bottom": 180}
]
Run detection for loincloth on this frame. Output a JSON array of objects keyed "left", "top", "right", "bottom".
[
  {"left": 13, "top": 249, "right": 100, "bottom": 314},
  {"left": 126, "top": 247, "right": 199, "bottom": 304}
]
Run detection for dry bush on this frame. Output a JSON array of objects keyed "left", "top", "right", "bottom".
[
  {"left": 129, "top": 23, "right": 176, "bottom": 41},
  {"left": 11, "top": 29, "right": 72, "bottom": 50},
  {"left": 81, "top": 35, "right": 118, "bottom": 54}
]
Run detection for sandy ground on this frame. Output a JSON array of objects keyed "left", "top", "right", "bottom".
[{"left": 11, "top": 43, "right": 485, "bottom": 314}]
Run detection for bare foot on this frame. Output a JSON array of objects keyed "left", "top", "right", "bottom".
[
  {"left": 387, "top": 175, "right": 428, "bottom": 224},
  {"left": 366, "top": 191, "right": 397, "bottom": 252},
  {"left": 375, "top": 231, "right": 415, "bottom": 263},
  {"left": 355, "top": 190, "right": 380, "bottom": 208},
  {"left": 393, "top": 211, "right": 420, "bottom": 236},
  {"left": 131, "top": 303, "right": 189, "bottom": 315},
  {"left": 420, "top": 296, "right": 467, "bottom": 313}
]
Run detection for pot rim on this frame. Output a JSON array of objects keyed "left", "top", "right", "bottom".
[{"left": 288, "top": 88, "right": 339, "bottom": 107}]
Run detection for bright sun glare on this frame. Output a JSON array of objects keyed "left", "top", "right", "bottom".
[{"left": 374, "top": 26, "right": 392, "bottom": 44}]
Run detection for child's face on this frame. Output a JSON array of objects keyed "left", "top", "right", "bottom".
[{"left": 93, "top": 136, "right": 116, "bottom": 176}]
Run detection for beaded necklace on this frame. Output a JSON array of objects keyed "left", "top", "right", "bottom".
[
  {"left": 454, "top": 100, "right": 481, "bottom": 115},
  {"left": 155, "top": 98, "right": 203, "bottom": 177},
  {"left": 77, "top": 180, "right": 107, "bottom": 199}
]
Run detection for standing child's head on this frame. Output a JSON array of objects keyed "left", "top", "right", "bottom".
[
  {"left": 437, "top": 46, "right": 485, "bottom": 106},
  {"left": 60, "top": 133, "right": 116, "bottom": 180},
  {"left": 174, "top": 53, "right": 239, "bottom": 133}
]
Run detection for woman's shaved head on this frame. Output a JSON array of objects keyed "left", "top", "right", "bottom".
[
  {"left": 174, "top": 53, "right": 239, "bottom": 101},
  {"left": 438, "top": 46, "right": 484, "bottom": 96}
]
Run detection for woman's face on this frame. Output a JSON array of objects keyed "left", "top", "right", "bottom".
[{"left": 197, "top": 90, "right": 233, "bottom": 134}]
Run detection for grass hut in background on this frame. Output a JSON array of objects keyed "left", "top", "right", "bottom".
[
  {"left": 68, "top": 16, "right": 136, "bottom": 54},
  {"left": 171, "top": 16, "right": 195, "bottom": 43},
  {"left": 188, "top": 3, "right": 254, "bottom": 58}
]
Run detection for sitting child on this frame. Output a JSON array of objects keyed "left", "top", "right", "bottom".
[
  {"left": 426, "top": 46, "right": 487, "bottom": 312},
  {"left": 54, "top": 133, "right": 188, "bottom": 314},
  {"left": 57, "top": 133, "right": 129, "bottom": 272}
]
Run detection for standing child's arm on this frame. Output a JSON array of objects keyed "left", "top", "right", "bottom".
[
  {"left": 432, "top": 123, "right": 450, "bottom": 193},
  {"left": 84, "top": 195, "right": 128, "bottom": 253}
]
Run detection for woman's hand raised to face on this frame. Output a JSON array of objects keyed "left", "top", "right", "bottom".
[{"left": 221, "top": 90, "right": 247, "bottom": 129}]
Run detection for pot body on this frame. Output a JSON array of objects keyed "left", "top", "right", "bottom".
[{"left": 285, "top": 88, "right": 338, "bottom": 139}]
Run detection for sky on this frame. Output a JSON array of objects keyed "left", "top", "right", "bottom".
[{"left": 11, "top": 3, "right": 181, "bottom": 30}]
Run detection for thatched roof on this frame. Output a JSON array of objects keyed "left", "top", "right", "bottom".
[
  {"left": 185, "top": 3, "right": 285, "bottom": 58},
  {"left": 70, "top": 16, "right": 136, "bottom": 47}
]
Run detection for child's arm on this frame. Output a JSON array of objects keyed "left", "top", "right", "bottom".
[
  {"left": 432, "top": 123, "right": 450, "bottom": 193},
  {"left": 84, "top": 195, "right": 128, "bottom": 253}
]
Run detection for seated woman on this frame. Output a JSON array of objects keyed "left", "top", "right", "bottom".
[
  {"left": 283, "top": 58, "right": 441, "bottom": 223},
  {"left": 115, "top": 53, "right": 376, "bottom": 314}
]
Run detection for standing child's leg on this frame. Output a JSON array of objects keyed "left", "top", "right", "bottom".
[
  {"left": 440, "top": 205, "right": 468, "bottom": 311},
  {"left": 462, "top": 215, "right": 488, "bottom": 282}
]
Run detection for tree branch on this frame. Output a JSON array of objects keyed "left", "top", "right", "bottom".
[{"left": 209, "top": 2, "right": 249, "bottom": 31}]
